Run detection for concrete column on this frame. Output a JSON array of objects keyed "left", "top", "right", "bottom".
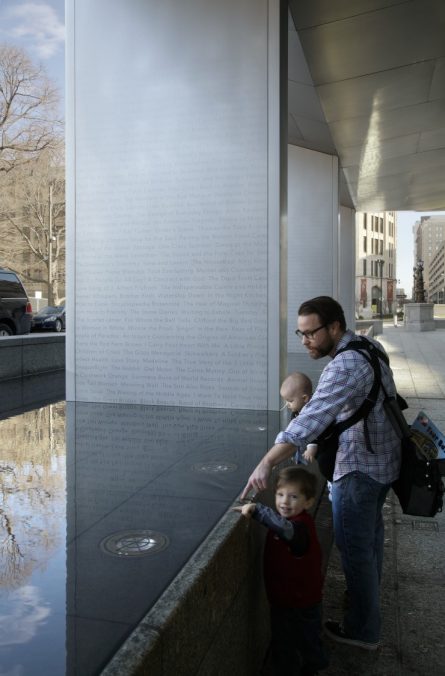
[
  {"left": 287, "top": 144, "right": 339, "bottom": 383},
  {"left": 66, "top": 0, "right": 287, "bottom": 410},
  {"left": 338, "top": 205, "right": 356, "bottom": 330}
]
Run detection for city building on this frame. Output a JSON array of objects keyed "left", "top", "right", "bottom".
[
  {"left": 355, "top": 212, "right": 397, "bottom": 318},
  {"left": 413, "top": 215, "right": 445, "bottom": 300},
  {"left": 429, "top": 243, "right": 445, "bottom": 303}
]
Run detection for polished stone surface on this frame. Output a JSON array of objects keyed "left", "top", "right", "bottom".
[{"left": 66, "top": 402, "right": 279, "bottom": 674}]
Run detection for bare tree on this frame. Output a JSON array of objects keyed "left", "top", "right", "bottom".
[
  {"left": 0, "top": 144, "right": 65, "bottom": 304},
  {"left": 0, "top": 44, "right": 61, "bottom": 173},
  {"left": 0, "top": 43, "right": 64, "bottom": 304},
  {"left": 0, "top": 403, "right": 66, "bottom": 588}
]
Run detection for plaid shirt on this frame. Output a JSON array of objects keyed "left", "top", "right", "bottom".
[{"left": 275, "top": 330, "right": 401, "bottom": 483}]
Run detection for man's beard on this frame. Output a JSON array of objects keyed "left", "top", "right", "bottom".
[{"left": 306, "top": 337, "right": 336, "bottom": 359}]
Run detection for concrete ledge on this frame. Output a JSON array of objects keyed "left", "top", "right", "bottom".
[
  {"left": 0, "top": 333, "right": 65, "bottom": 380},
  {"left": 101, "top": 508, "right": 270, "bottom": 676},
  {"left": 0, "top": 370, "right": 65, "bottom": 419},
  {"left": 355, "top": 319, "right": 382, "bottom": 336}
]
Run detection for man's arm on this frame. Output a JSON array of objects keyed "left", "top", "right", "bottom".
[{"left": 240, "top": 442, "right": 296, "bottom": 499}]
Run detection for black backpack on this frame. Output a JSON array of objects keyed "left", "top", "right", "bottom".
[{"left": 315, "top": 337, "right": 444, "bottom": 517}]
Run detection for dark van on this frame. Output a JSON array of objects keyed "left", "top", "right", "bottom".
[{"left": 0, "top": 268, "right": 33, "bottom": 336}]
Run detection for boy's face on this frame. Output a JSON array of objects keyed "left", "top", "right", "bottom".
[
  {"left": 275, "top": 481, "right": 314, "bottom": 518},
  {"left": 280, "top": 387, "right": 309, "bottom": 414}
]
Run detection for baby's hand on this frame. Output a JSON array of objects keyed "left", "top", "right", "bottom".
[
  {"left": 232, "top": 503, "right": 257, "bottom": 518},
  {"left": 303, "top": 443, "right": 318, "bottom": 463}
]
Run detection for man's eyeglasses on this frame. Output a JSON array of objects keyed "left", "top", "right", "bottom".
[{"left": 295, "top": 324, "right": 327, "bottom": 340}]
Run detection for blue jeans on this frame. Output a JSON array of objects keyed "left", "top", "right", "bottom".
[{"left": 331, "top": 471, "right": 390, "bottom": 643}]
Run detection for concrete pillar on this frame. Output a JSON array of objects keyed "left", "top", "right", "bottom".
[
  {"left": 66, "top": 0, "right": 287, "bottom": 410},
  {"left": 404, "top": 303, "right": 436, "bottom": 331},
  {"left": 286, "top": 144, "right": 340, "bottom": 383},
  {"left": 338, "top": 205, "right": 356, "bottom": 330}
]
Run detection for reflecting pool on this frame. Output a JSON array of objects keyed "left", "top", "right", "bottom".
[
  {"left": 0, "top": 402, "right": 66, "bottom": 675},
  {"left": 0, "top": 396, "right": 280, "bottom": 675}
]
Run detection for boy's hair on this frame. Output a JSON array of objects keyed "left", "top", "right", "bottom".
[
  {"left": 281, "top": 372, "right": 312, "bottom": 398},
  {"left": 298, "top": 295, "right": 346, "bottom": 332},
  {"left": 274, "top": 466, "right": 317, "bottom": 500}
]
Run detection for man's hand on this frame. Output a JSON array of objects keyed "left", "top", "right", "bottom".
[
  {"left": 240, "top": 442, "right": 296, "bottom": 500},
  {"left": 240, "top": 460, "right": 272, "bottom": 499}
]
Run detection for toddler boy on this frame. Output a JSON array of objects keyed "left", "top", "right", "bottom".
[{"left": 234, "top": 466, "right": 328, "bottom": 675}]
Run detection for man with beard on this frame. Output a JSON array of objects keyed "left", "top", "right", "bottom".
[{"left": 241, "top": 295, "right": 401, "bottom": 651}]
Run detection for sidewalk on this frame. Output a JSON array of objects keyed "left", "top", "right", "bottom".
[
  {"left": 261, "top": 326, "right": 445, "bottom": 676},
  {"left": 322, "top": 326, "right": 445, "bottom": 676}
]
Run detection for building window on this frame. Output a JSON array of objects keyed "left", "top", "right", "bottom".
[
  {"left": 363, "top": 259, "right": 367, "bottom": 275},
  {"left": 363, "top": 236, "right": 367, "bottom": 253}
]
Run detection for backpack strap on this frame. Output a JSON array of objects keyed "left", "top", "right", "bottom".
[{"left": 329, "top": 337, "right": 383, "bottom": 452}]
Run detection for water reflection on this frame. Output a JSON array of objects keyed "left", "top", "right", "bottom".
[
  {"left": 0, "top": 399, "right": 280, "bottom": 675},
  {"left": 0, "top": 402, "right": 66, "bottom": 674},
  {"left": 0, "top": 585, "right": 50, "bottom": 645}
]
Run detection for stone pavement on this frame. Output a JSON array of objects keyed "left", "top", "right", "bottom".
[{"left": 263, "top": 326, "right": 445, "bottom": 676}]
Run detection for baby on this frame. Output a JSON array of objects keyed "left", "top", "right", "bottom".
[{"left": 280, "top": 372, "right": 317, "bottom": 464}]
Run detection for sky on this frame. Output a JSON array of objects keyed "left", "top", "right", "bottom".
[
  {"left": 0, "top": 0, "right": 65, "bottom": 104},
  {"left": 396, "top": 211, "right": 445, "bottom": 294}
]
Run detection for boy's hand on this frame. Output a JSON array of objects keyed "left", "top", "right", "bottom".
[{"left": 232, "top": 503, "right": 257, "bottom": 518}]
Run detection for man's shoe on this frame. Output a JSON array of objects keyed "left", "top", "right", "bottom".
[{"left": 323, "top": 621, "right": 380, "bottom": 651}]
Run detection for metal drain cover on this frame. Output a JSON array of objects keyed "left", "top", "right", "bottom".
[
  {"left": 100, "top": 530, "right": 169, "bottom": 557},
  {"left": 192, "top": 461, "right": 238, "bottom": 474}
]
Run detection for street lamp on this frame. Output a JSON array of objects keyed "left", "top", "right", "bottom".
[{"left": 376, "top": 258, "right": 384, "bottom": 319}]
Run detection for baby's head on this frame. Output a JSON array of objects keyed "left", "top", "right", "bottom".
[
  {"left": 280, "top": 372, "right": 312, "bottom": 414},
  {"left": 273, "top": 466, "right": 317, "bottom": 518}
]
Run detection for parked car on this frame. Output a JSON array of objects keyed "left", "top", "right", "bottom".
[
  {"left": 0, "top": 268, "right": 32, "bottom": 336},
  {"left": 31, "top": 305, "right": 66, "bottom": 333}
]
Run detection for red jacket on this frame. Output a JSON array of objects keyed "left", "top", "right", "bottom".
[{"left": 263, "top": 509, "right": 323, "bottom": 608}]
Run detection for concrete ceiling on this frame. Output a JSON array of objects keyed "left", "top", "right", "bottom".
[{"left": 288, "top": 0, "right": 445, "bottom": 212}]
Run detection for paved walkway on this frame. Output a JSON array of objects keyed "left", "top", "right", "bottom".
[{"left": 322, "top": 326, "right": 445, "bottom": 676}]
